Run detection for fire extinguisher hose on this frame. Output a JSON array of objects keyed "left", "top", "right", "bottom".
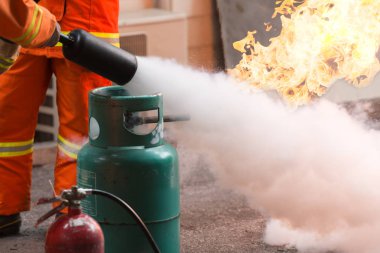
[{"left": 88, "top": 189, "right": 161, "bottom": 253}]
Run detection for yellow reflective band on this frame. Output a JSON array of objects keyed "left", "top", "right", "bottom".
[
  {"left": 12, "top": 5, "right": 39, "bottom": 44},
  {"left": 88, "top": 32, "right": 120, "bottom": 39},
  {"left": 55, "top": 41, "right": 120, "bottom": 48},
  {"left": 0, "top": 56, "right": 14, "bottom": 64},
  {"left": 22, "top": 8, "right": 44, "bottom": 47},
  {"left": 0, "top": 139, "right": 34, "bottom": 148},
  {"left": 59, "top": 31, "right": 119, "bottom": 39},
  {"left": 56, "top": 31, "right": 120, "bottom": 47},
  {"left": 58, "top": 144, "right": 78, "bottom": 160},
  {"left": 0, "top": 58, "right": 14, "bottom": 69},
  {"left": 58, "top": 135, "right": 81, "bottom": 150},
  {"left": 0, "top": 148, "right": 33, "bottom": 157},
  {"left": 0, "top": 139, "right": 33, "bottom": 157},
  {"left": 0, "top": 63, "right": 11, "bottom": 70}
]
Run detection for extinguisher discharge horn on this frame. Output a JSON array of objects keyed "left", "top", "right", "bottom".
[{"left": 59, "top": 29, "right": 138, "bottom": 85}]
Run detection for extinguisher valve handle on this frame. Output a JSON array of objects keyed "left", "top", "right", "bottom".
[
  {"left": 35, "top": 186, "right": 89, "bottom": 227},
  {"left": 35, "top": 201, "right": 68, "bottom": 227}
]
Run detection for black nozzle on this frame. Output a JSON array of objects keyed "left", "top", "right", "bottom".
[
  {"left": 59, "top": 33, "right": 74, "bottom": 45},
  {"left": 61, "top": 29, "right": 138, "bottom": 85}
]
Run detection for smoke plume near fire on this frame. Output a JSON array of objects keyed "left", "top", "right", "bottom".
[
  {"left": 231, "top": 0, "right": 380, "bottom": 106},
  {"left": 127, "top": 1, "right": 380, "bottom": 251},
  {"left": 130, "top": 56, "right": 380, "bottom": 253}
]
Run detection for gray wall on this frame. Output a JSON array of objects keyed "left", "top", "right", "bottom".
[{"left": 216, "top": 0, "right": 281, "bottom": 68}]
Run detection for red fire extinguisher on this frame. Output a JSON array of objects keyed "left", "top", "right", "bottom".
[
  {"left": 36, "top": 187, "right": 104, "bottom": 253},
  {"left": 35, "top": 186, "right": 161, "bottom": 253}
]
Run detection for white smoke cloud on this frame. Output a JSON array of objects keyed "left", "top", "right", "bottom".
[{"left": 129, "top": 56, "right": 380, "bottom": 253}]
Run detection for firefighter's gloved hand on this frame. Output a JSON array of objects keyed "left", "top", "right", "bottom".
[
  {"left": 0, "top": 38, "right": 19, "bottom": 75},
  {"left": 40, "top": 23, "right": 61, "bottom": 47}
]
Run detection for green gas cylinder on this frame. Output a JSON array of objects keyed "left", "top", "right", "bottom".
[{"left": 77, "top": 86, "right": 180, "bottom": 253}]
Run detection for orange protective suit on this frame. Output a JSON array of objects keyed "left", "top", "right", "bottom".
[
  {"left": 0, "top": 0, "right": 58, "bottom": 74},
  {"left": 0, "top": 0, "right": 57, "bottom": 48},
  {"left": 0, "top": 0, "right": 119, "bottom": 215}
]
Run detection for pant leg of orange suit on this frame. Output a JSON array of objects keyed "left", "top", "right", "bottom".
[
  {"left": 51, "top": 59, "right": 111, "bottom": 197},
  {"left": 0, "top": 53, "right": 51, "bottom": 215}
]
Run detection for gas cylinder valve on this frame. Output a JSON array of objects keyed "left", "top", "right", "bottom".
[{"left": 124, "top": 113, "right": 191, "bottom": 128}]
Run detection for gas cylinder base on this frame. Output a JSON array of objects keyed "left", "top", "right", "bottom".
[{"left": 100, "top": 218, "right": 180, "bottom": 253}]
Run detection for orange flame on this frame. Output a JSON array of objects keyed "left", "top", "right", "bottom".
[{"left": 230, "top": 0, "right": 380, "bottom": 106}]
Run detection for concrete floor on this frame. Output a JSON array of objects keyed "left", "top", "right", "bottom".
[{"left": 0, "top": 145, "right": 297, "bottom": 253}]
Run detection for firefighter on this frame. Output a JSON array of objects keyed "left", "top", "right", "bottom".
[
  {"left": 0, "top": 0, "right": 119, "bottom": 236},
  {"left": 0, "top": 0, "right": 60, "bottom": 75}
]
